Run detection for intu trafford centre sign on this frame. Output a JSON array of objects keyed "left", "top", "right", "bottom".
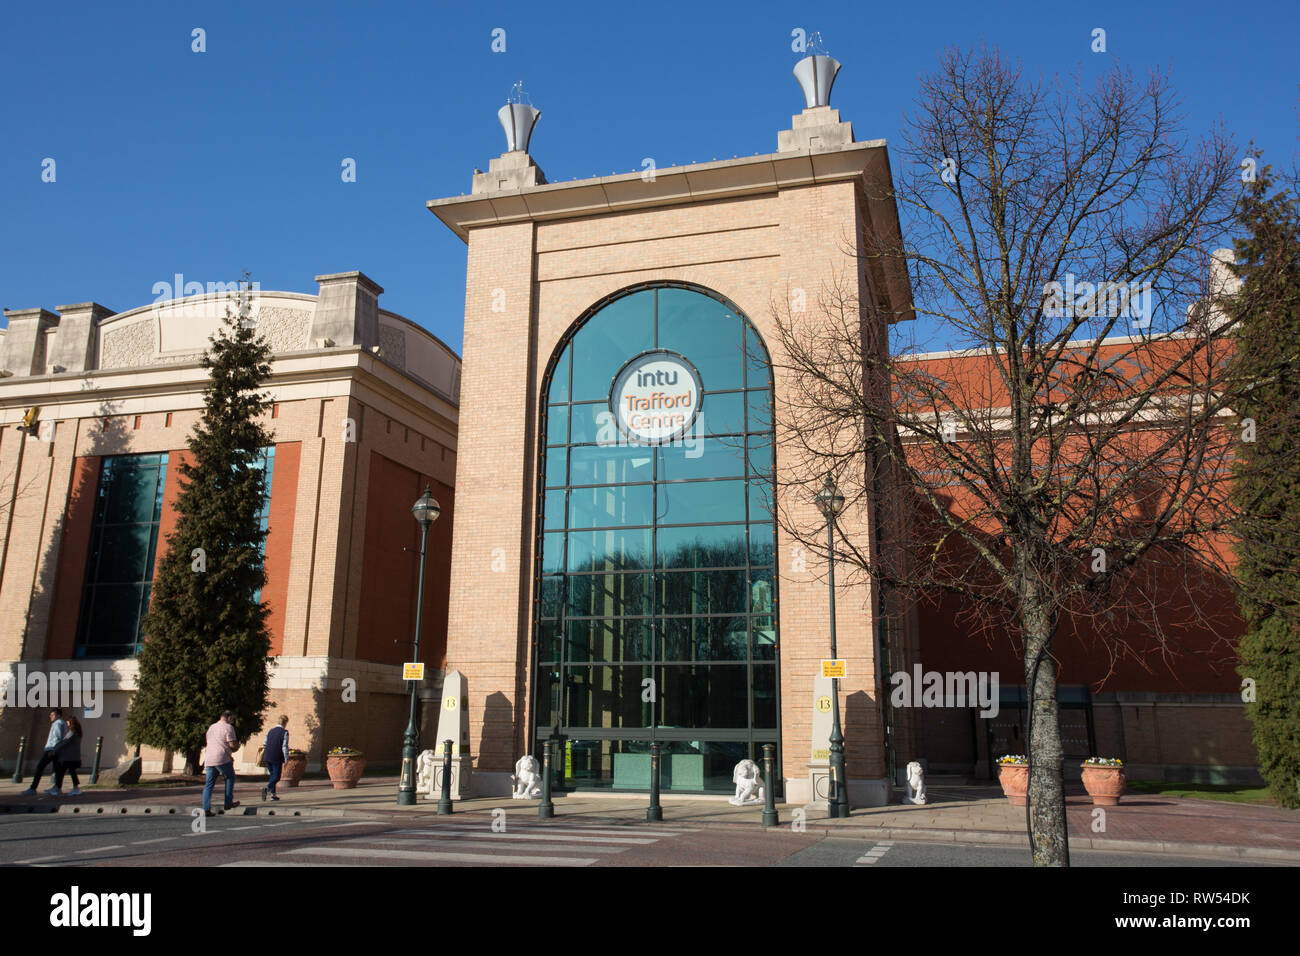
[{"left": 609, "top": 350, "right": 703, "bottom": 444}]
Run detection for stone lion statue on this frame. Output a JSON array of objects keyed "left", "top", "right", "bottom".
[
  {"left": 904, "top": 760, "right": 927, "bottom": 805},
  {"left": 511, "top": 754, "right": 542, "bottom": 799},
  {"left": 729, "top": 758, "right": 765, "bottom": 806},
  {"left": 416, "top": 748, "right": 438, "bottom": 796}
]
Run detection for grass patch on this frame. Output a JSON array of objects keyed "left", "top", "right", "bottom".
[{"left": 1126, "top": 780, "right": 1277, "bottom": 805}]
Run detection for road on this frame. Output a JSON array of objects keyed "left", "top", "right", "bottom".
[{"left": 0, "top": 812, "right": 1273, "bottom": 867}]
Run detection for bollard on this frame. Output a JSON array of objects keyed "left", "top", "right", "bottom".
[
  {"left": 646, "top": 742, "right": 663, "bottom": 822},
  {"left": 436, "top": 739, "right": 454, "bottom": 815},
  {"left": 539, "top": 738, "right": 555, "bottom": 820},
  {"left": 89, "top": 736, "right": 104, "bottom": 785},
  {"left": 761, "top": 744, "right": 779, "bottom": 827},
  {"left": 11, "top": 736, "right": 26, "bottom": 784}
]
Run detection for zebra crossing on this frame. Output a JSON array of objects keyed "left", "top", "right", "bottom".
[
  {"left": 854, "top": 840, "right": 894, "bottom": 866},
  {"left": 219, "top": 820, "right": 699, "bottom": 867}
]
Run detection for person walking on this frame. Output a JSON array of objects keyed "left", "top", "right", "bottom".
[
  {"left": 261, "top": 715, "right": 289, "bottom": 802},
  {"left": 23, "top": 709, "right": 67, "bottom": 795},
  {"left": 200, "top": 710, "right": 241, "bottom": 817},
  {"left": 53, "top": 715, "right": 83, "bottom": 796}
]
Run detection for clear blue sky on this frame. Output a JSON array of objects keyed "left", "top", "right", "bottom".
[{"left": 2, "top": 0, "right": 1295, "bottom": 355}]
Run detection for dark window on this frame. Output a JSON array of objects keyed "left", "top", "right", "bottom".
[{"left": 76, "top": 453, "right": 169, "bottom": 658}]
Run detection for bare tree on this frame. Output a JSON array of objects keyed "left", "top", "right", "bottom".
[{"left": 773, "top": 45, "right": 1282, "bottom": 865}]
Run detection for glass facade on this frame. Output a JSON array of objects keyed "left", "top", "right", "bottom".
[
  {"left": 75, "top": 447, "right": 276, "bottom": 658},
  {"left": 75, "top": 453, "right": 169, "bottom": 658},
  {"left": 533, "top": 284, "right": 779, "bottom": 792}
]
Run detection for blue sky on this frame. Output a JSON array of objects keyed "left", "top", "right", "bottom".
[{"left": 2, "top": 0, "right": 1295, "bottom": 354}]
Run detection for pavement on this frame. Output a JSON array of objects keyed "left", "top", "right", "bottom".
[{"left": 2, "top": 774, "right": 1296, "bottom": 863}]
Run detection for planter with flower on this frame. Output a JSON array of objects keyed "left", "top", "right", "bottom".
[
  {"left": 325, "top": 747, "right": 366, "bottom": 789},
  {"left": 283, "top": 749, "right": 308, "bottom": 788},
  {"left": 997, "top": 755, "right": 1029, "bottom": 806},
  {"left": 1080, "top": 757, "right": 1125, "bottom": 806}
]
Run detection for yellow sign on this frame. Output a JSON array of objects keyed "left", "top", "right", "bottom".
[
  {"left": 402, "top": 662, "right": 425, "bottom": 681},
  {"left": 815, "top": 696, "right": 832, "bottom": 713},
  {"left": 813, "top": 748, "right": 830, "bottom": 760},
  {"left": 821, "top": 660, "right": 846, "bottom": 679}
]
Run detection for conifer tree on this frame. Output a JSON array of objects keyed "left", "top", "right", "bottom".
[
  {"left": 1228, "top": 166, "right": 1300, "bottom": 808},
  {"left": 126, "top": 282, "right": 274, "bottom": 775}
]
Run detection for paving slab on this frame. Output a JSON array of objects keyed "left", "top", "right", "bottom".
[{"left": 2, "top": 776, "right": 1296, "bottom": 862}]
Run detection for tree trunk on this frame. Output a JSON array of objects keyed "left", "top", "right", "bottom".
[
  {"left": 183, "top": 748, "right": 201, "bottom": 776},
  {"left": 1023, "top": 599, "right": 1068, "bottom": 866}
]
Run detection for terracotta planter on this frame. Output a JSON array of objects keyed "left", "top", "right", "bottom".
[
  {"left": 325, "top": 753, "right": 366, "bottom": 789},
  {"left": 1081, "top": 764, "right": 1126, "bottom": 806},
  {"left": 283, "top": 753, "right": 307, "bottom": 788},
  {"left": 998, "top": 763, "right": 1030, "bottom": 806}
]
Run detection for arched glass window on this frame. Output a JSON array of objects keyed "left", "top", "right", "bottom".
[{"left": 532, "top": 284, "right": 779, "bottom": 793}]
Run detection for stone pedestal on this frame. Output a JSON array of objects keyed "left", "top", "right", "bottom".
[{"left": 432, "top": 669, "right": 473, "bottom": 799}]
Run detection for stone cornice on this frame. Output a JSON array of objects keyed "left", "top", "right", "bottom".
[
  {"left": 428, "top": 140, "right": 891, "bottom": 241},
  {"left": 0, "top": 347, "right": 459, "bottom": 433}
]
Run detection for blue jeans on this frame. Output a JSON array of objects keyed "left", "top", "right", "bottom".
[
  {"left": 265, "top": 761, "right": 283, "bottom": 795},
  {"left": 203, "top": 762, "right": 235, "bottom": 811}
]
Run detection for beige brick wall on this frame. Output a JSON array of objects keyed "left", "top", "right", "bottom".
[{"left": 445, "top": 178, "right": 892, "bottom": 786}]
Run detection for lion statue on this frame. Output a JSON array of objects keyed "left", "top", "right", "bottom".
[
  {"left": 511, "top": 754, "right": 542, "bottom": 799},
  {"left": 415, "top": 748, "right": 438, "bottom": 797},
  {"left": 729, "top": 758, "right": 765, "bottom": 806},
  {"left": 904, "top": 760, "right": 927, "bottom": 805}
]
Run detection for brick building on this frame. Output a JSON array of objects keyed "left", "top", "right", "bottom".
[
  {"left": 427, "top": 61, "right": 1259, "bottom": 801},
  {"left": 0, "top": 272, "right": 460, "bottom": 775},
  {"left": 428, "top": 62, "right": 917, "bottom": 805}
]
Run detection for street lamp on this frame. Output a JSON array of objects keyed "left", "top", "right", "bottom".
[
  {"left": 814, "top": 473, "right": 850, "bottom": 819},
  {"left": 398, "top": 485, "right": 441, "bottom": 806}
]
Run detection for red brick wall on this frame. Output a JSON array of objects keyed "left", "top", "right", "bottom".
[
  {"left": 263, "top": 442, "right": 300, "bottom": 655},
  {"left": 152, "top": 449, "right": 192, "bottom": 577},
  {"left": 355, "top": 451, "right": 453, "bottom": 667},
  {"left": 45, "top": 455, "right": 101, "bottom": 660}
]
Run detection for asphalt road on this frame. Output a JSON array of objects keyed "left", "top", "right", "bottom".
[{"left": 0, "top": 812, "right": 1276, "bottom": 867}]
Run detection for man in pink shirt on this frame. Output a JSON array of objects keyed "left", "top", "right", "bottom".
[{"left": 201, "top": 710, "right": 241, "bottom": 816}]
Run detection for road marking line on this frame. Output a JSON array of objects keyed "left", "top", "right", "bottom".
[
  {"left": 338, "top": 838, "right": 625, "bottom": 854},
  {"left": 317, "top": 821, "right": 386, "bottom": 828},
  {"left": 14, "top": 856, "right": 62, "bottom": 864},
  {"left": 130, "top": 838, "right": 177, "bottom": 845},
  {"left": 392, "top": 829, "right": 656, "bottom": 845},
  {"left": 397, "top": 825, "right": 694, "bottom": 837},
  {"left": 219, "top": 861, "right": 351, "bottom": 867},
  {"left": 228, "top": 826, "right": 260, "bottom": 831},
  {"left": 76, "top": 845, "right": 125, "bottom": 854},
  {"left": 284, "top": 846, "right": 597, "bottom": 866}
]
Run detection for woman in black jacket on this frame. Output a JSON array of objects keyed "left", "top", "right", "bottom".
[{"left": 54, "top": 715, "right": 83, "bottom": 796}]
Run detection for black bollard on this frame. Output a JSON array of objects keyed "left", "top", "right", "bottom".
[
  {"left": 11, "top": 736, "right": 26, "bottom": 784},
  {"left": 761, "top": 744, "right": 779, "bottom": 827},
  {"left": 89, "top": 736, "right": 104, "bottom": 785},
  {"left": 539, "top": 739, "right": 555, "bottom": 819},
  {"left": 437, "top": 739, "right": 454, "bottom": 815},
  {"left": 646, "top": 742, "right": 663, "bottom": 822}
]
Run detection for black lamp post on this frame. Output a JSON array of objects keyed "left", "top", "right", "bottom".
[
  {"left": 398, "top": 485, "right": 441, "bottom": 806},
  {"left": 814, "top": 473, "right": 850, "bottom": 819}
]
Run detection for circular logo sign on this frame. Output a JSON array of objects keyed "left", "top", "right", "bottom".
[{"left": 609, "top": 350, "right": 703, "bottom": 444}]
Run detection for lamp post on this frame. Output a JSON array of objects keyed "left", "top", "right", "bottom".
[
  {"left": 398, "top": 485, "right": 441, "bottom": 806},
  {"left": 814, "top": 473, "right": 850, "bottom": 819}
]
